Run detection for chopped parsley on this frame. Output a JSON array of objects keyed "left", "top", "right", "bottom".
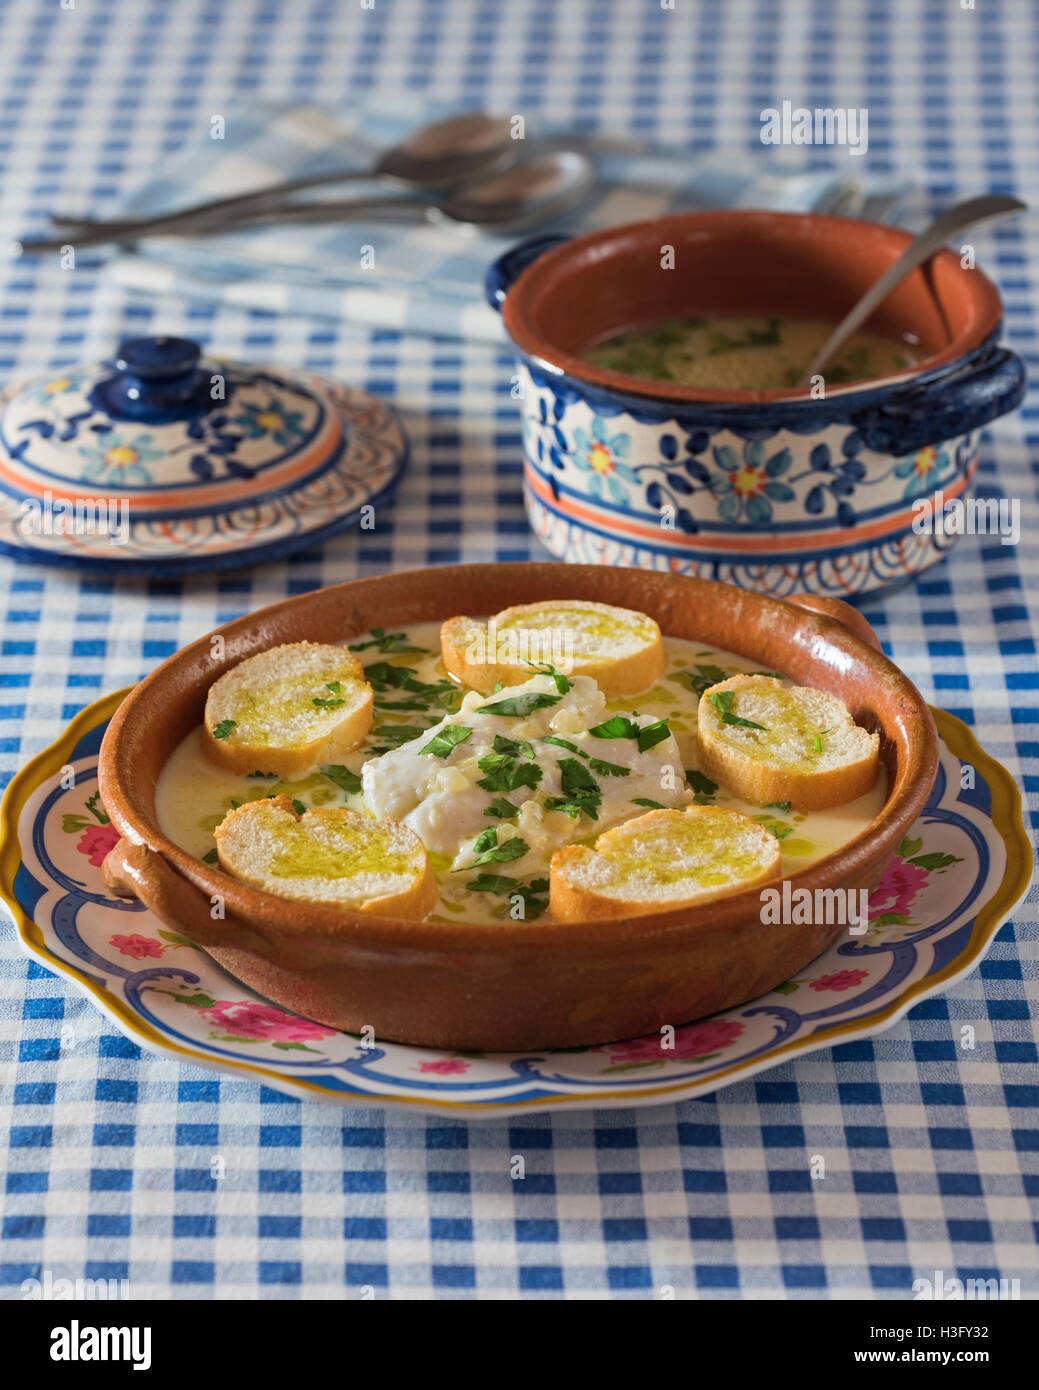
[
  {"left": 202, "top": 847, "right": 219, "bottom": 864},
  {"left": 479, "top": 690, "right": 562, "bottom": 717},
  {"left": 371, "top": 723, "right": 425, "bottom": 748},
  {"left": 465, "top": 873, "right": 550, "bottom": 918},
  {"left": 588, "top": 714, "right": 640, "bottom": 740},
  {"left": 492, "top": 733, "right": 534, "bottom": 759},
  {"left": 321, "top": 764, "right": 363, "bottom": 796},
  {"left": 247, "top": 770, "right": 277, "bottom": 779},
  {"left": 524, "top": 660, "right": 573, "bottom": 694},
  {"left": 767, "top": 822, "right": 794, "bottom": 841},
  {"left": 418, "top": 725, "right": 473, "bottom": 758},
  {"left": 348, "top": 627, "right": 425, "bottom": 653},
  {"left": 476, "top": 754, "right": 542, "bottom": 794},
  {"left": 541, "top": 735, "right": 585, "bottom": 757},
  {"left": 211, "top": 719, "right": 236, "bottom": 740},
  {"left": 589, "top": 757, "right": 630, "bottom": 778},
  {"left": 364, "top": 662, "right": 462, "bottom": 715},
  {"left": 312, "top": 694, "right": 345, "bottom": 709},
  {"left": 766, "top": 800, "right": 792, "bottom": 814},
  {"left": 707, "top": 690, "right": 767, "bottom": 731},
  {"left": 466, "top": 828, "right": 529, "bottom": 868},
  {"left": 685, "top": 662, "right": 729, "bottom": 696},
  {"left": 632, "top": 797, "right": 665, "bottom": 809},
  {"left": 544, "top": 758, "right": 602, "bottom": 821},
  {"left": 291, "top": 799, "right": 306, "bottom": 817},
  {"left": 636, "top": 719, "right": 671, "bottom": 753},
  {"left": 586, "top": 713, "right": 671, "bottom": 753},
  {"left": 484, "top": 796, "right": 519, "bottom": 819},
  {"left": 686, "top": 769, "right": 718, "bottom": 797},
  {"left": 812, "top": 726, "right": 834, "bottom": 754}
]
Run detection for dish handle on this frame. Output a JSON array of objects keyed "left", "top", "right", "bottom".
[
  {"left": 849, "top": 345, "right": 1026, "bottom": 454},
  {"left": 484, "top": 234, "right": 570, "bottom": 311},
  {"left": 782, "top": 593, "right": 883, "bottom": 652},
  {"left": 102, "top": 839, "right": 261, "bottom": 951}
]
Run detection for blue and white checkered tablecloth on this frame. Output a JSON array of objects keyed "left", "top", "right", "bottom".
[{"left": 0, "top": 0, "right": 1036, "bottom": 1300}]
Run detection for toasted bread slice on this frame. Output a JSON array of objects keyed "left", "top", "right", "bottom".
[
  {"left": 697, "top": 674, "right": 879, "bottom": 812},
  {"left": 550, "top": 805, "right": 780, "bottom": 921},
  {"left": 214, "top": 794, "right": 437, "bottom": 919},
  {"left": 441, "top": 599, "right": 665, "bottom": 695},
  {"left": 203, "top": 642, "right": 373, "bottom": 779}
]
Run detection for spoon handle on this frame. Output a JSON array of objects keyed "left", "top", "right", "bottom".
[
  {"left": 18, "top": 190, "right": 425, "bottom": 253},
  {"left": 41, "top": 166, "right": 381, "bottom": 246},
  {"left": 796, "top": 193, "right": 1027, "bottom": 386}
]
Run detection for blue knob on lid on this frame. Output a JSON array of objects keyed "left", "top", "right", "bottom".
[{"left": 93, "top": 336, "right": 211, "bottom": 420}]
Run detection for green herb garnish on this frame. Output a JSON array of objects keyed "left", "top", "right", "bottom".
[
  {"left": 418, "top": 725, "right": 473, "bottom": 758},
  {"left": 636, "top": 719, "right": 671, "bottom": 753},
  {"left": 484, "top": 796, "right": 519, "bottom": 819},
  {"left": 211, "top": 719, "right": 236, "bottom": 741},
  {"left": 587, "top": 714, "right": 640, "bottom": 740},
  {"left": 541, "top": 735, "right": 586, "bottom": 757},
  {"left": 589, "top": 758, "right": 630, "bottom": 777},
  {"left": 544, "top": 758, "right": 602, "bottom": 821},
  {"left": 465, "top": 873, "right": 550, "bottom": 918},
  {"left": 492, "top": 733, "right": 534, "bottom": 759},
  {"left": 766, "top": 801, "right": 792, "bottom": 814},
  {"left": 632, "top": 798, "right": 665, "bottom": 809},
  {"left": 685, "top": 663, "right": 729, "bottom": 696},
  {"left": 291, "top": 799, "right": 306, "bottom": 817},
  {"left": 524, "top": 660, "right": 573, "bottom": 694},
  {"left": 476, "top": 755, "right": 542, "bottom": 794},
  {"left": 203, "top": 848, "right": 219, "bottom": 864},
  {"left": 349, "top": 627, "right": 425, "bottom": 653},
  {"left": 247, "top": 770, "right": 277, "bottom": 779},
  {"left": 707, "top": 690, "right": 767, "bottom": 731},
  {"left": 467, "top": 829, "right": 530, "bottom": 868},
  {"left": 321, "top": 764, "right": 363, "bottom": 796},
  {"left": 686, "top": 770, "right": 718, "bottom": 796},
  {"left": 479, "top": 691, "right": 562, "bottom": 717}
]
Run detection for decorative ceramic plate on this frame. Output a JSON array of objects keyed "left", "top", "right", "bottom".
[
  {"left": 0, "top": 338, "right": 407, "bottom": 574},
  {"left": 0, "top": 691, "right": 1029, "bottom": 1117}
]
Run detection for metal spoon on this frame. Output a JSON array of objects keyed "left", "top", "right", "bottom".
[
  {"left": 19, "top": 151, "right": 595, "bottom": 251},
  {"left": 795, "top": 193, "right": 1027, "bottom": 387},
  {"left": 28, "top": 110, "right": 519, "bottom": 251}
]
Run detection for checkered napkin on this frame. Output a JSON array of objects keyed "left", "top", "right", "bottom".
[{"left": 95, "top": 96, "right": 909, "bottom": 342}]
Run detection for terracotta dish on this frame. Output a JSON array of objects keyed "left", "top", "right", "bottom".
[{"left": 98, "top": 564, "right": 938, "bottom": 1050}]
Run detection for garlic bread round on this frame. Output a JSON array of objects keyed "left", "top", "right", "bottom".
[
  {"left": 214, "top": 794, "right": 437, "bottom": 919},
  {"left": 549, "top": 804, "right": 781, "bottom": 921},
  {"left": 697, "top": 674, "right": 879, "bottom": 811},
  {"left": 203, "top": 641, "right": 373, "bottom": 779},
  {"left": 441, "top": 599, "right": 665, "bottom": 695}
]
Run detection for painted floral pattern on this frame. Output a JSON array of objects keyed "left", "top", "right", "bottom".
[
  {"left": 708, "top": 440, "right": 795, "bottom": 524},
  {"left": 233, "top": 399, "right": 307, "bottom": 448},
  {"left": 594, "top": 1018, "right": 745, "bottom": 1071},
  {"left": 62, "top": 790, "right": 119, "bottom": 865},
  {"left": 570, "top": 417, "right": 639, "bottom": 505},
  {"left": 895, "top": 444, "right": 955, "bottom": 501},
  {"left": 79, "top": 432, "right": 166, "bottom": 486}
]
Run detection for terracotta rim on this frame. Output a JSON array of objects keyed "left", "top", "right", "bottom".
[
  {"left": 500, "top": 210, "right": 1005, "bottom": 406},
  {"left": 98, "top": 564, "right": 938, "bottom": 955}
]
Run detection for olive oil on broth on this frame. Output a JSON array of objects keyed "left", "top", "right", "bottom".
[
  {"left": 584, "top": 315, "right": 921, "bottom": 391},
  {"left": 155, "top": 620, "right": 888, "bottom": 924}
]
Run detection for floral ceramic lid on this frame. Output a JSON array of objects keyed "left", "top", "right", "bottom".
[{"left": 0, "top": 336, "right": 407, "bottom": 573}]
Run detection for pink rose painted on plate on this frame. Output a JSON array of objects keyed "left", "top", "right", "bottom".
[
  {"left": 198, "top": 1000, "right": 338, "bottom": 1044},
  {"left": 595, "top": 1018, "right": 745, "bottom": 1071},
  {"left": 110, "top": 933, "right": 164, "bottom": 960},
  {"left": 809, "top": 969, "right": 869, "bottom": 993},
  {"left": 415, "top": 1059, "right": 471, "bottom": 1075}
]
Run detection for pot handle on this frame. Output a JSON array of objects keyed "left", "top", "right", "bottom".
[
  {"left": 102, "top": 838, "right": 262, "bottom": 951},
  {"left": 849, "top": 346, "right": 1026, "bottom": 455},
  {"left": 484, "top": 234, "right": 570, "bottom": 311},
  {"left": 782, "top": 593, "right": 884, "bottom": 653}
]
